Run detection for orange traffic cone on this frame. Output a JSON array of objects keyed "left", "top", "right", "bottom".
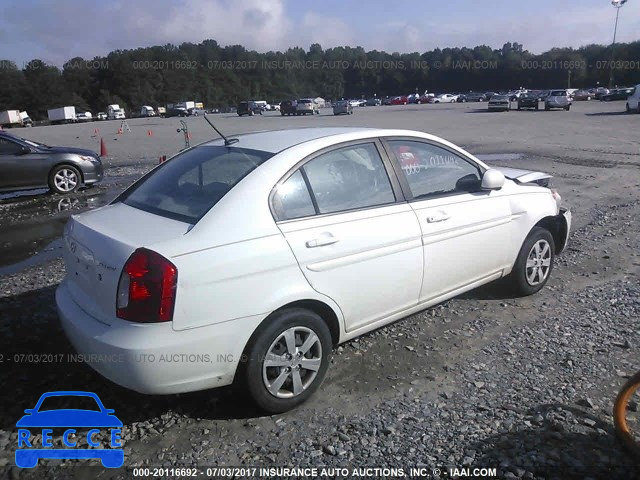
[
  {"left": 94, "top": 128, "right": 100, "bottom": 134},
  {"left": 158, "top": 155, "right": 166, "bottom": 164},
  {"left": 117, "top": 128, "right": 122, "bottom": 134},
  {"left": 147, "top": 129, "right": 153, "bottom": 136},
  {"left": 100, "top": 138, "right": 107, "bottom": 157}
]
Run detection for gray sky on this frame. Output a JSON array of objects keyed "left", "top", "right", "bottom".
[{"left": 0, "top": 0, "right": 638, "bottom": 66}]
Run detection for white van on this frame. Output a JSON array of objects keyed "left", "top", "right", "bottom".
[{"left": 626, "top": 85, "right": 640, "bottom": 113}]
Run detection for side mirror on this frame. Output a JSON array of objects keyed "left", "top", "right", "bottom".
[{"left": 481, "top": 169, "right": 505, "bottom": 190}]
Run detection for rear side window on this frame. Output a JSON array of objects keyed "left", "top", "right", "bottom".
[
  {"left": 303, "top": 143, "right": 395, "bottom": 215},
  {"left": 120, "top": 146, "right": 273, "bottom": 223},
  {"left": 272, "top": 170, "right": 316, "bottom": 221}
]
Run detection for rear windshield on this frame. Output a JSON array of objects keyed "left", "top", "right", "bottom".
[
  {"left": 120, "top": 145, "right": 273, "bottom": 223},
  {"left": 550, "top": 90, "right": 566, "bottom": 96}
]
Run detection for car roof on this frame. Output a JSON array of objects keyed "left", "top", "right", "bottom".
[{"left": 201, "top": 127, "right": 379, "bottom": 153}]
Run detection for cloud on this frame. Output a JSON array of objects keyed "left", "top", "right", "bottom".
[{"left": 1, "top": 0, "right": 639, "bottom": 66}]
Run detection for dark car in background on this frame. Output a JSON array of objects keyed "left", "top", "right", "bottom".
[
  {"left": 572, "top": 89, "right": 593, "bottom": 101},
  {"left": 594, "top": 87, "right": 610, "bottom": 99},
  {"left": 517, "top": 92, "right": 540, "bottom": 110},
  {"left": 600, "top": 87, "right": 634, "bottom": 102},
  {"left": 237, "top": 101, "right": 263, "bottom": 116},
  {"left": 462, "top": 92, "right": 488, "bottom": 102},
  {"left": 279, "top": 100, "right": 298, "bottom": 115},
  {"left": 0, "top": 131, "right": 103, "bottom": 194},
  {"left": 488, "top": 94, "right": 511, "bottom": 111},
  {"left": 365, "top": 98, "right": 382, "bottom": 106},
  {"left": 165, "top": 107, "right": 188, "bottom": 118}
]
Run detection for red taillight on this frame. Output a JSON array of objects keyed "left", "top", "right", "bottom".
[{"left": 116, "top": 248, "right": 177, "bottom": 323}]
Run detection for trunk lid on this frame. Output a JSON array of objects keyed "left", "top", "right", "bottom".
[
  {"left": 62, "top": 202, "right": 190, "bottom": 325},
  {"left": 493, "top": 167, "right": 553, "bottom": 186}
]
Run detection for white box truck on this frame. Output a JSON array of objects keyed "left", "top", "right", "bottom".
[
  {"left": 0, "top": 110, "right": 22, "bottom": 127},
  {"left": 140, "top": 105, "right": 156, "bottom": 117},
  {"left": 47, "top": 106, "right": 76, "bottom": 124},
  {"left": 176, "top": 101, "right": 196, "bottom": 110},
  {"left": 107, "top": 104, "right": 126, "bottom": 120},
  {"left": 19, "top": 111, "right": 32, "bottom": 127}
]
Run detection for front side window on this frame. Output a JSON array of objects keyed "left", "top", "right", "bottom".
[
  {"left": 120, "top": 145, "right": 273, "bottom": 223},
  {"left": 387, "top": 141, "right": 482, "bottom": 200},
  {"left": 301, "top": 143, "right": 395, "bottom": 215},
  {"left": 0, "top": 137, "right": 22, "bottom": 155}
]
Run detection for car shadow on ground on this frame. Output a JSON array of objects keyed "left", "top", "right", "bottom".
[
  {"left": 465, "top": 109, "right": 511, "bottom": 114},
  {"left": 457, "top": 278, "right": 522, "bottom": 300},
  {"left": 0, "top": 285, "right": 267, "bottom": 431},
  {"left": 469, "top": 403, "right": 639, "bottom": 479},
  {"left": 584, "top": 111, "right": 632, "bottom": 116}
]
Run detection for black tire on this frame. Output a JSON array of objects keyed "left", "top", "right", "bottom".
[
  {"left": 281, "top": 111, "right": 285, "bottom": 116},
  {"left": 510, "top": 227, "right": 555, "bottom": 296},
  {"left": 566, "top": 105, "right": 571, "bottom": 111},
  {"left": 517, "top": 105, "right": 521, "bottom": 111},
  {"left": 626, "top": 103, "right": 631, "bottom": 113},
  {"left": 236, "top": 308, "right": 332, "bottom": 413},
  {"left": 249, "top": 110, "right": 254, "bottom": 116},
  {"left": 535, "top": 104, "right": 539, "bottom": 111},
  {"left": 49, "top": 164, "right": 81, "bottom": 194},
  {"left": 545, "top": 105, "right": 550, "bottom": 111}
]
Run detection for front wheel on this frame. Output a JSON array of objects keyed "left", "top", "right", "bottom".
[
  {"left": 510, "top": 227, "right": 555, "bottom": 296},
  {"left": 49, "top": 165, "right": 81, "bottom": 194},
  {"left": 237, "top": 308, "right": 332, "bottom": 413},
  {"left": 626, "top": 103, "right": 631, "bottom": 113}
]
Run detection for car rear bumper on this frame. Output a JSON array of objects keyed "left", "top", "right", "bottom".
[{"left": 56, "top": 280, "right": 265, "bottom": 394}]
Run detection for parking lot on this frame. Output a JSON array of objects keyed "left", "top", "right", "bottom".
[{"left": 1, "top": 100, "right": 639, "bottom": 478}]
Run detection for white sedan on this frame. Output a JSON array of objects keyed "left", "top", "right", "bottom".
[
  {"left": 434, "top": 94, "right": 458, "bottom": 103},
  {"left": 57, "top": 127, "right": 571, "bottom": 413}
]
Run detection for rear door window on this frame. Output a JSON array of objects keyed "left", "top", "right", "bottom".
[
  {"left": 302, "top": 143, "right": 395, "bottom": 214},
  {"left": 120, "top": 145, "right": 273, "bottom": 223}
]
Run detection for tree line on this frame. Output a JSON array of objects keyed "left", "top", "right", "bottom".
[{"left": 1, "top": 39, "right": 639, "bottom": 119}]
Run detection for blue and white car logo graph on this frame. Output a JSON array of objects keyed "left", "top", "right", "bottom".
[{"left": 16, "top": 391, "right": 123, "bottom": 468}]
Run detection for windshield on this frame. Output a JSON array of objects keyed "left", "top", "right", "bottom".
[{"left": 120, "top": 145, "right": 273, "bottom": 223}]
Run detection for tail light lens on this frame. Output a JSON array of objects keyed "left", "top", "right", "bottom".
[{"left": 116, "top": 248, "right": 177, "bottom": 323}]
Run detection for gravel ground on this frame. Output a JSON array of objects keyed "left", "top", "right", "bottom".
[{"left": 1, "top": 101, "right": 639, "bottom": 479}]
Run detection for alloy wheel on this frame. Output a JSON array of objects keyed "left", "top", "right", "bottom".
[
  {"left": 525, "top": 239, "right": 552, "bottom": 286},
  {"left": 262, "top": 326, "right": 322, "bottom": 398},
  {"left": 54, "top": 168, "right": 78, "bottom": 193}
]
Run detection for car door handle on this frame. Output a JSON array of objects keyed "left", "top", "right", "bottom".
[
  {"left": 306, "top": 233, "right": 339, "bottom": 248},
  {"left": 427, "top": 213, "right": 450, "bottom": 223}
]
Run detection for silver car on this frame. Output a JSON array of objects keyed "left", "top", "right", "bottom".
[
  {"left": 296, "top": 99, "right": 319, "bottom": 115},
  {"left": 545, "top": 90, "right": 571, "bottom": 111},
  {"left": 333, "top": 100, "right": 353, "bottom": 115}
]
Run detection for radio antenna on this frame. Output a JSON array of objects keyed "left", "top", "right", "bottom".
[{"left": 204, "top": 115, "right": 239, "bottom": 146}]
